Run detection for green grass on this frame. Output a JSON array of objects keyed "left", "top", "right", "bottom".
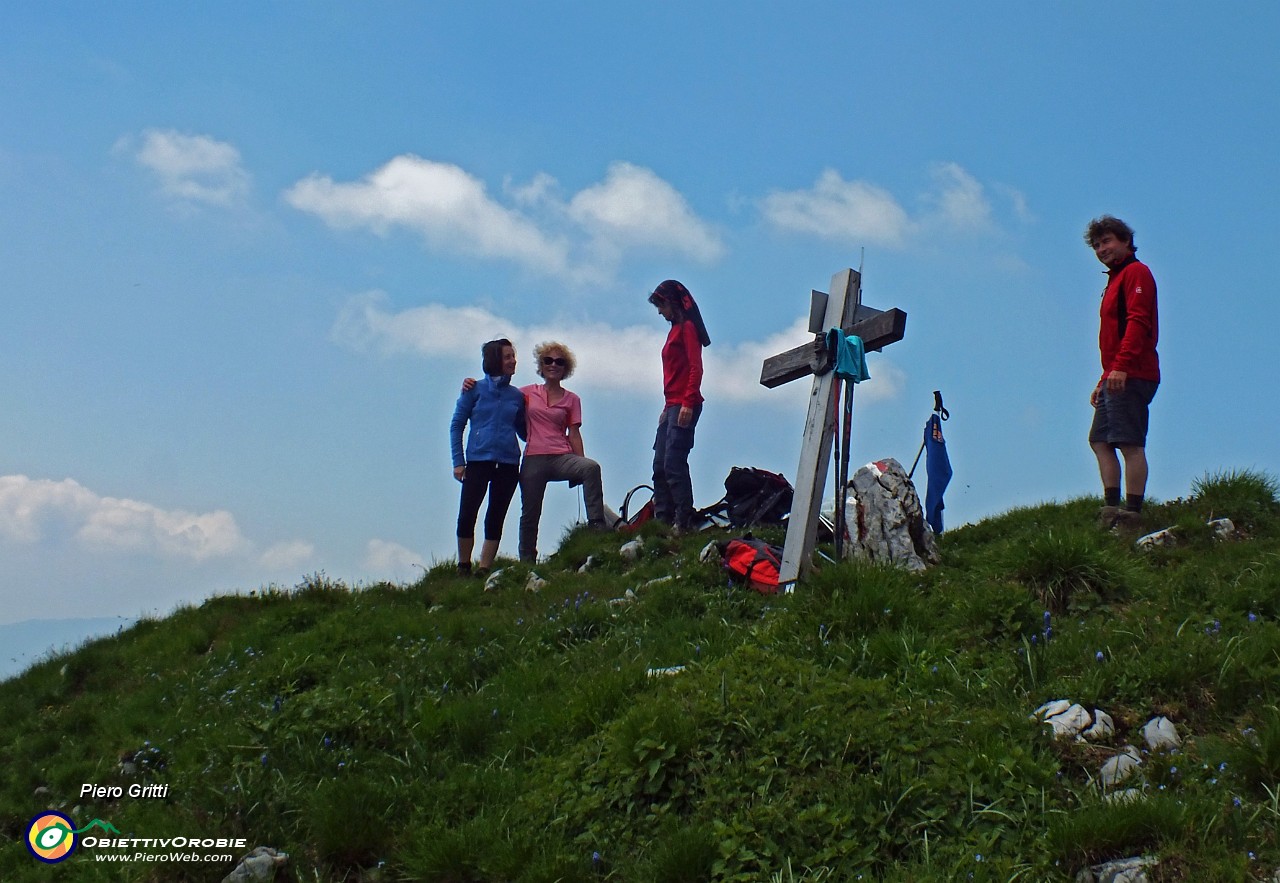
[{"left": 2, "top": 470, "right": 1280, "bottom": 881}]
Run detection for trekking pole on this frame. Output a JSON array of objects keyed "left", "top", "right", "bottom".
[
  {"left": 835, "top": 377, "right": 854, "bottom": 560},
  {"left": 908, "top": 390, "right": 948, "bottom": 480},
  {"left": 830, "top": 383, "right": 843, "bottom": 559}
]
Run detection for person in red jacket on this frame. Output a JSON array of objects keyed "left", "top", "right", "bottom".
[
  {"left": 648, "top": 280, "right": 710, "bottom": 532},
  {"left": 1084, "top": 215, "right": 1159, "bottom": 529}
]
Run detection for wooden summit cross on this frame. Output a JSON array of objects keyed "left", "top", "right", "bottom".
[{"left": 759, "top": 268, "right": 907, "bottom": 587}]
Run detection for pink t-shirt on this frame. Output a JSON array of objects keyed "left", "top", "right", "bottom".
[{"left": 521, "top": 384, "right": 582, "bottom": 456}]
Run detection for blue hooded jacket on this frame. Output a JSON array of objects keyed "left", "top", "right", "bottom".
[{"left": 450, "top": 375, "right": 526, "bottom": 468}]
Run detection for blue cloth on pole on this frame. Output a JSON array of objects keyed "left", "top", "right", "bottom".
[
  {"left": 825, "top": 329, "right": 869, "bottom": 382},
  {"left": 923, "top": 413, "right": 952, "bottom": 534}
]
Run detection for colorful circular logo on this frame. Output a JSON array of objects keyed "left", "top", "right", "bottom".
[{"left": 27, "top": 812, "right": 77, "bottom": 863}]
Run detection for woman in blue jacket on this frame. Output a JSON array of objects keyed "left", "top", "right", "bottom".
[{"left": 450, "top": 338, "right": 526, "bottom": 575}]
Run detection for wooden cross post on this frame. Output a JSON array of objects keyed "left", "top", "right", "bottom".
[{"left": 759, "top": 268, "right": 907, "bottom": 588}]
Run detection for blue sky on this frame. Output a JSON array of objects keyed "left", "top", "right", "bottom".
[{"left": 2, "top": 2, "right": 1277, "bottom": 627}]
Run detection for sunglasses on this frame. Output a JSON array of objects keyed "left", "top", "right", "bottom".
[{"left": 541, "top": 356, "right": 568, "bottom": 367}]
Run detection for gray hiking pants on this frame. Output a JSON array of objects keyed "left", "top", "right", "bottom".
[{"left": 519, "top": 453, "right": 606, "bottom": 561}]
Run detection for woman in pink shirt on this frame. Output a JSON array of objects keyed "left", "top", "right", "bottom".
[{"left": 517, "top": 341, "right": 607, "bottom": 562}]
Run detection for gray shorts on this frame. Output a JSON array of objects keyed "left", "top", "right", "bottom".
[{"left": 1089, "top": 378, "right": 1158, "bottom": 447}]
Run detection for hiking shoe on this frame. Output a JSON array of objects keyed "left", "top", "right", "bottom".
[
  {"left": 457, "top": 562, "right": 473, "bottom": 577},
  {"left": 1097, "top": 506, "right": 1120, "bottom": 529},
  {"left": 1113, "top": 509, "right": 1144, "bottom": 531}
]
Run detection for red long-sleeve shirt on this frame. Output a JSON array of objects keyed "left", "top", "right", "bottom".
[
  {"left": 662, "top": 319, "right": 704, "bottom": 408},
  {"left": 1098, "top": 257, "right": 1160, "bottom": 385}
]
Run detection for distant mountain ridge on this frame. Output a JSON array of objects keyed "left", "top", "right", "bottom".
[{"left": 0, "top": 616, "right": 135, "bottom": 682}]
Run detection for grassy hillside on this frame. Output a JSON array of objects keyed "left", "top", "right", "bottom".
[{"left": 3, "top": 470, "right": 1280, "bottom": 882}]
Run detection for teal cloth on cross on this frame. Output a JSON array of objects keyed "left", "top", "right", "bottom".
[{"left": 825, "top": 328, "right": 869, "bottom": 382}]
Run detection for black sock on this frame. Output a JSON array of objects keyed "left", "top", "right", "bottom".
[
  {"left": 1104, "top": 487, "right": 1121, "bottom": 507},
  {"left": 1125, "top": 495, "right": 1144, "bottom": 513}
]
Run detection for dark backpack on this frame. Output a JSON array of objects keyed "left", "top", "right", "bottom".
[
  {"left": 700, "top": 467, "right": 793, "bottom": 528},
  {"left": 719, "top": 536, "right": 784, "bottom": 594}
]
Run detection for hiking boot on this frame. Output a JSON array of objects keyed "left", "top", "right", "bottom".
[
  {"left": 1112, "top": 509, "right": 1144, "bottom": 532},
  {"left": 1097, "top": 506, "right": 1120, "bottom": 529},
  {"left": 457, "top": 562, "right": 473, "bottom": 577}
]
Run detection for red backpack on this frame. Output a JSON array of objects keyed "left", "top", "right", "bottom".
[
  {"left": 617, "top": 485, "right": 655, "bottom": 533},
  {"left": 719, "top": 537, "right": 784, "bottom": 594}
]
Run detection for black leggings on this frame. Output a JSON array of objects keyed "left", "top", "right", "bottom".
[{"left": 456, "top": 461, "right": 520, "bottom": 541}]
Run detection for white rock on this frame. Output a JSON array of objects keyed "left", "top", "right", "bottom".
[
  {"left": 1102, "top": 788, "right": 1145, "bottom": 805},
  {"left": 844, "top": 458, "right": 939, "bottom": 570},
  {"left": 1032, "top": 699, "right": 1073, "bottom": 720},
  {"left": 1076, "top": 855, "right": 1157, "bottom": 883},
  {"left": 1047, "top": 704, "right": 1093, "bottom": 740},
  {"left": 1141, "top": 716, "right": 1181, "bottom": 752},
  {"left": 1135, "top": 528, "right": 1177, "bottom": 550},
  {"left": 525, "top": 572, "right": 547, "bottom": 593},
  {"left": 699, "top": 541, "right": 719, "bottom": 563},
  {"left": 1100, "top": 746, "right": 1142, "bottom": 788},
  {"left": 1209, "top": 517, "right": 1236, "bottom": 540},
  {"left": 608, "top": 589, "right": 638, "bottom": 607},
  {"left": 1083, "top": 709, "right": 1116, "bottom": 741},
  {"left": 646, "top": 666, "right": 685, "bottom": 677},
  {"left": 221, "top": 847, "right": 289, "bottom": 883},
  {"left": 483, "top": 569, "right": 504, "bottom": 592},
  {"left": 642, "top": 576, "right": 674, "bottom": 589},
  {"left": 577, "top": 555, "right": 597, "bottom": 573},
  {"left": 620, "top": 537, "right": 645, "bottom": 562}
]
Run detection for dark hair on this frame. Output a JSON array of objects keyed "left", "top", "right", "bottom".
[
  {"left": 481, "top": 338, "right": 513, "bottom": 376},
  {"left": 1084, "top": 215, "right": 1137, "bottom": 253},
  {"left": 648, "top": 279, "right": 690, "bottom": 323}
]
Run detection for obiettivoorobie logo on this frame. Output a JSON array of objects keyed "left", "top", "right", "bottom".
[{"left": 26, "top": 813, "right": 120, "bottom": 864}]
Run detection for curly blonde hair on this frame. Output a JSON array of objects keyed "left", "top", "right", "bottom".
[{"left": 533, "top": 341, "right": 577, "bottom": 379}]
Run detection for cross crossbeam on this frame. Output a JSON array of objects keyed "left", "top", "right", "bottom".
[
  {"left": 760, "top": 268, "right": 907, "bottom": 587},
  {"left": 759, "top": 305, "right": 907, "bottom": 389}
]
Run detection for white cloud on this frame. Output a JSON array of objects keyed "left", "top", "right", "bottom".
[
  {"left": 332, "top": 292, "right": 516, "bottom": 362},
  {"left": 922, "top": 162, "right": 993, "bottom": 231},
  {"left": 127, "top": 129, "right": 251, "bottom": 208},
  {"left": 259, "top": 540, "right": 315, "bottom": 571},
  {"left": 0, "top": 475, "right": 248, "bottom": 561},
  {"left": 568, "top": 162, "right": 724, "bottom": 262},
  {"left": 364, "top": 539, "right": 423, "bottom": 580},
  {"left": 285, "top": 155, "right": 573, "bottom": 276},
  {"left": 762, "top": 169, "right": 913, "bottom": 247},
  {"left": 332, "top": 294, "right": 905, "bottom": 406},
  {"left": 504, "top": 171, "right": 559, "bottom": 207},
  {"left": 286, "top": 156, "right": 722, "bottom": 284},
  {"left": 995, "top": 182, "right": 1035, "bottom": 224},
  {"left": 761, "top": 163, "right": 1027, "bottom": 247}
]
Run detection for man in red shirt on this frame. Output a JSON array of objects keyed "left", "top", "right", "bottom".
[{"left": 1085, "top": 215, "right": 1159, "bottom": 529}]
